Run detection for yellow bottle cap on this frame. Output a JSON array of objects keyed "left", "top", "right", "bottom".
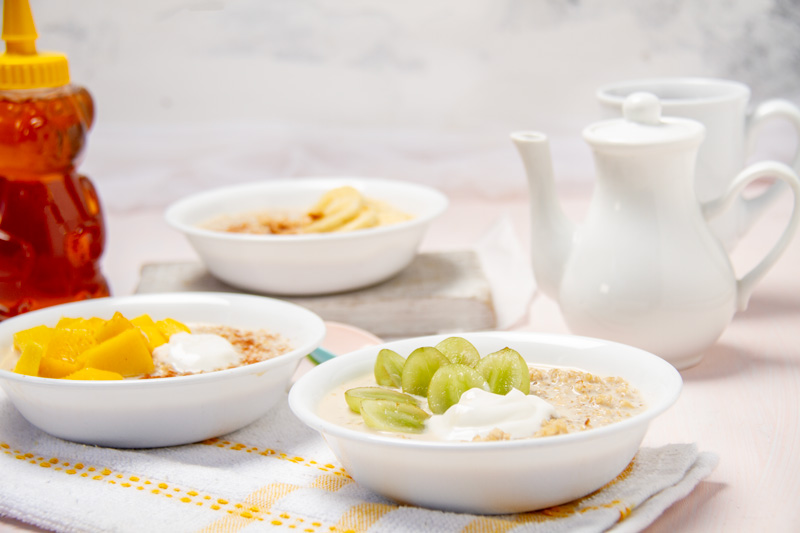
[{"left": 0, "top": 0, "right": 70, "bottom": 89}]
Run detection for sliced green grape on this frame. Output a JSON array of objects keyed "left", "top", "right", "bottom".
[
  {"left": 344, "top": 387, "right": 418, "bottom": 414},
  {"left": 360, "top": 399, "right": 430, "bottom": 433},
  {"left": 475, "top": 347, "right": 531, "bottom": 395},
  {"left": 427, "top": 364, "right": 489, "bottom": 415},
  {"left": 400, "top": 346, "right": 450, "bottom": 397},
  {"left": 435, "top": 337, "right": 481, "bottom": 367},
  {"left": 374, "top": 348, "right": 405, "bottom": 388}
]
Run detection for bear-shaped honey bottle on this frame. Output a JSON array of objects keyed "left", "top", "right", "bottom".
[{"left": 0, "top": 0, "right": 109, "bottom": 319}]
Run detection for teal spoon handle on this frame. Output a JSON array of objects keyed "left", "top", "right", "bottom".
[{"left": 308, "top": 347, "right": 337, "bottom": 365}]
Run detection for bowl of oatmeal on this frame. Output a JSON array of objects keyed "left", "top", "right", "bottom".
[
  {"left": 164, "top": 177, "right": 449, "bottom": 296},
  {"left": 0, "top": 292, "right": 326, "bottom": 448},
  {"left": 288, "top": 331, "right": 682, "bottom": 514}
]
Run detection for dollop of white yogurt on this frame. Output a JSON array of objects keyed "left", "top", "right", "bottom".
[
  {"left": 427, "top": 388, "right": 556, "bottom": 441},
  {"left": 152, "top": 332, "right": 240, "bottom": 373}
]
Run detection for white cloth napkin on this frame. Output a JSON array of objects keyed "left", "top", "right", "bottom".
[
  {"left": 473, "top": 214, "right": 537, "bottom": 330},
  {"left": 0, "top": 390, "right": 716, "bottom": 533}
]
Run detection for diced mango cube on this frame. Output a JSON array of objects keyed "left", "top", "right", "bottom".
[
  {"left": 10, "top": 312, "right": 189, "bottom": 380},
  {"left": 131, "top": 314, "right": 167, "bottom": 351},
  {"left": 86, "top": 317, "right": 106, "bottom": 331},
  {"left": 13, "top": 325, "right": 53, "bottom": 353},
  {"left": 55, "top": 317, "right": 82, "bottom": 329},
  {"left": 63, "top": 368, "right": 124, "bottom": 381},
  {"left": 43, "top": 327, "right": 96, "bottom": 362},
  {"left": 155, "top": 318, "right": 190, "bottom": 339},
  {"left": 38, "top": 357, "right": 82, "bottom": 379},
  {"left": 94, "top": 311, "right": 135, "bottom": 343},
  {"left": 79, "top": 329, "right": 154, "bottom": 377},
  {"left": 13, "top": 343, "right": 43, "bottom": 376},
  {"left": 56, "top": 316, "right": 105, "bottom": 335}
]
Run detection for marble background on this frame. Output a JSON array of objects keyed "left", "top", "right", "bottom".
[{"left": 30, "top": 0, "right": 800, "bottom": 208}]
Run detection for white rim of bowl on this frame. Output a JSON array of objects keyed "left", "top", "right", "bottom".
[
  {"left": 0, "top": 292, "right": 326, "bottom": 389},
  {"left": 164, "top": 177, "right": 449, "bottom": 243},
  {"left": 288, "top": 331, "right": 682, "bottom": 451}
]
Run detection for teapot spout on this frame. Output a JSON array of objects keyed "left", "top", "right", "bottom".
[{"left": 511, "top": 132, "right": 575, "bottom": 300}]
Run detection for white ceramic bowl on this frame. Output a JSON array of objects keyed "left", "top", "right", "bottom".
[
  {"left": 288, "top": 331, "right": 682, "bottom": 514},
  {"left": 0, "top": 293, "right": 325, "bottom": 448},
  {"left": 164, "top": 177, "right": 449, "bottom": 295}
]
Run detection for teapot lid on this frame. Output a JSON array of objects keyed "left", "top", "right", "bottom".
[{"left": 583, "top": 92, "right": 705, "bottom": 148}]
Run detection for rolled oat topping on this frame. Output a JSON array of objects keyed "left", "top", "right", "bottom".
[{"left": 529, "top": 367, "right": 645, "bottom": 434}]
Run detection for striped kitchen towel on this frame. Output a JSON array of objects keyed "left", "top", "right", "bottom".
[{"left": 0, "top": 391, "right": 716, "bottom": 533}]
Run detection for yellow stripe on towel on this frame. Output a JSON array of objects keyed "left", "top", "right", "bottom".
[
  {"left": 202, "top": 437, "right": 351, "bottom": 478},
  {"left": 200, "top": 473, "right": 360, "bottom": 533},
  {"left": 462, "top": 457, "right": 639, "bottom": 532},
  {"left": 2, "top": 440, "right": 352, "bottom": 532},
  {"left": 334, "top": 502, "right": 398, "bottom": 532}
]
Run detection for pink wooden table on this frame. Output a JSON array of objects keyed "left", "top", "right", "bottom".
[{"left": 2, "top": 186, "right": 798, "bottom": 532}]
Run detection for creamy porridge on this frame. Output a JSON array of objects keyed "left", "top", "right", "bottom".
[
  {"left": 528, "top": 367, "right": 644, "bottom": 437},
  {"left": 6, "top": 314, "right": 293, "bottom": 381},
  {"left": 201, "top": 186, "right": 412, "bottom": 235},
  {"left": 319, "top": 361, "right": 646, "bottom": 442}
]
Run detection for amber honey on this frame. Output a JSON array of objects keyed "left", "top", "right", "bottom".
[{"left": 0, "top": 86, "right": 109, "bottom": 319}]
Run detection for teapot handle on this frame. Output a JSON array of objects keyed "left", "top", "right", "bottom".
[{"left": 702, "top": 160, "right": 800, "bottom": 311}]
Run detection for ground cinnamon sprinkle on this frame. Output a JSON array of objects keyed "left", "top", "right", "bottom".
[
  {"left": 202, "top": 211, "right": 311, "bottom": 235},
  {"left": 144, "top": 324, "right": 293, "bottom": 379}
]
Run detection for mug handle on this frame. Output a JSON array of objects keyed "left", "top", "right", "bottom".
[
  {"left": 741, "top": 99, "right": 800, "bottom": 222},
  {"left": 747, "top": 99, "right": 800, "bottom": 171},
  {"left": 703, "top": 161, "right": 800, "bottom": 311}
]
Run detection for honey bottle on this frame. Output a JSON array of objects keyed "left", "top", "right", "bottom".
[{"left": 0, "top": 0, "right": 109, "bottom": 319}]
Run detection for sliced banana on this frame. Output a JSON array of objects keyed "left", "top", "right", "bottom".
[
  {"left": 300, "top": 186, "right": 412, "bottom": 233},
  {"left": 336, "top": 204, "right": 379, "bottom": 232},
  {"left": 371, "top": 199, "right": 413, "bottom": 226},
  {"left": 302, "top": 186, "right": 364, "bottom": 233}
]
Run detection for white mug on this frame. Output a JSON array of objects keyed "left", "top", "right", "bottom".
[{"left": 597, "top": 78, "right": 800, "bottom": 250}]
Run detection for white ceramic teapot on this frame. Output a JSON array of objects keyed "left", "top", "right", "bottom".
[{"left": 512, "top": 92, "right": 800, "bottom": 369}]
